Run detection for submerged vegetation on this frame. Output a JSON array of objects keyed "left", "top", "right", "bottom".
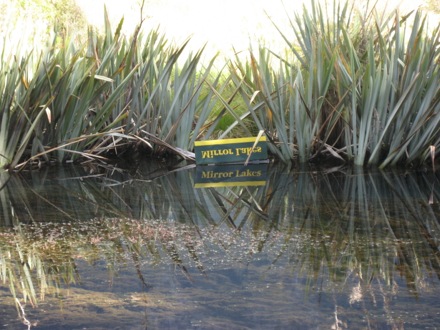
[
  {"left": 0, "top": 0, "right": 439, "bottom": 170},
  {"left": 0, "top": 163, "right": 439, "bottom": 327}
]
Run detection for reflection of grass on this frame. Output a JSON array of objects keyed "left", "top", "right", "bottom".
[
  {"left": 0, "top": 218, "right": 205, "bottom": 314},
  {"left": 0, "top": 164, "right": 439, "bottom": 327},
  {"left": 1, "top": 176, "right": 439, "bottom": 306}
]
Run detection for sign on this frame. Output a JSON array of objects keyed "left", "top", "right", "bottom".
[
  {"left": 194, "top": 163, "right": 268, "bottom": 188},
  {"left": 194, "top": 136, "right": 267, "bottom": 165}
]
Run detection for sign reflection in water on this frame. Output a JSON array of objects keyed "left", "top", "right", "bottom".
[
  {"left": 194, "top": 163, "right": 268, "bottom": 188},
  {"left": 0, "top": 164, "right": 439, "bottom": 329}
]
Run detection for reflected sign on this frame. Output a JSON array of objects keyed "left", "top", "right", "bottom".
[{"left": 194, "top": 163, "right": 268, "bottom": 188}]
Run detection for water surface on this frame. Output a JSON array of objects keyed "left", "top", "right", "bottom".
[{"left": 0, "top": 162, "right": 439, "bottom": 329}]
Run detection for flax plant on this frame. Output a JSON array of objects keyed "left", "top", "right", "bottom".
[
  {"left": 1, "top": 6, "right": 225, "bottom": 169},
  {"left": 126, "top": 40, "right": 220, "bottom": 154},
  {"left": 229, "top": 0, "right": 439, "bottom": 167},
  {"left": 1, "top": 0, "right": 438, "bottom": 169},
  {"left": 369, "top": 13, "right": 440, "bottom": 167},
  {"left": 298, "top": 1, "right": 440, "bottom": 167},
  {"left": 229, "top": 49, "right": 295, "bottom": 160},
  {"left": 0, "top": 9, "right": 135, "bottom": 168},
  {"left": 34, "top": 12, "right": 142, "bottom": 163},
  {"left": 229, "top": 1, "right": 345, "bottom": 163},
  {"left": 0, "top": 41, "right": 49, "bottom": 169}
]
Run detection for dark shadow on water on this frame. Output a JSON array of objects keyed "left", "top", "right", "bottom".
[{"left": 0, "top": 162, "right": 439, "bottom": 329}]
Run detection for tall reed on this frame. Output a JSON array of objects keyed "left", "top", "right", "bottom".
[
  {"left": 0, "top": 7, "right": 227, "bottom": 170},
  {"left": 230, "top": 0, "right": 440, "bottom": 167},
  {"left": 0, "top": 1, "right": 438, "bottom": 169}
]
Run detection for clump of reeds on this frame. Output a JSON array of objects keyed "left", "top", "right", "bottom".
[
  {"left": 0, "top": 6, "right": 228, "bottom": 170},
  {"left": 0, "top": 1, "right": 438, "bottom": 170},
  {"left": 230, "top": 0, "right": 440, "bottom": 167}
]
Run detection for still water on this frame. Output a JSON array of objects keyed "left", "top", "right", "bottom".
[{"left": 0, "top": 161, "right": 439, "bottom": 329}]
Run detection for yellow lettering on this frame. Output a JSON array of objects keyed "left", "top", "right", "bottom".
[
  {"left": 201, "top": 171, "right": 234, "bottom": 179},
  {"left": 235, "top": 146, "right": 263, "bottom": 156},
  {"left": 235, "top": 169, "right": 262, "bottom": 177},
  {"left": 201, "top": 148, "right": 233, "bottom": 159}
]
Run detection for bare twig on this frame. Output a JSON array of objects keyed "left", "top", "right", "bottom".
[{"left": 15, "top": 298, "right": 37, "bottom": 330}]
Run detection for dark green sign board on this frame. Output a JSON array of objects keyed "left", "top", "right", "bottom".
[
  {"left": 194, "top": 163, "right": 268, "bottom": 188},
  {"left": 194, "top": 136, "right": 267, "bottom": 165}
]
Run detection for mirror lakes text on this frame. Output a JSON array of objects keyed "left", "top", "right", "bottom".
[
  {"left": 200, "top": 168, "right": 263, "bottom": 179},
  {"left": 200, "top": 146, "right": 263, "bottom": 159}
]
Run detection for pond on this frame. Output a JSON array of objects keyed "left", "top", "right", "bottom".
[{"left": 0, "top": 161, "right": 439, "bottom": 329}]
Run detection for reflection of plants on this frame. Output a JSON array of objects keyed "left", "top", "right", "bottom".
[
  {"left": 1, "top": 162, "right": 439, "bottom": 327},
  {"left": 0, "top": 219, "right": 203, "bottom": 311},
  {"left": 275, "top": 168, "right": 440, "bottom": 329},
  {"left": 194, "top": 166, "right": 440, "bottom": 316}
]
